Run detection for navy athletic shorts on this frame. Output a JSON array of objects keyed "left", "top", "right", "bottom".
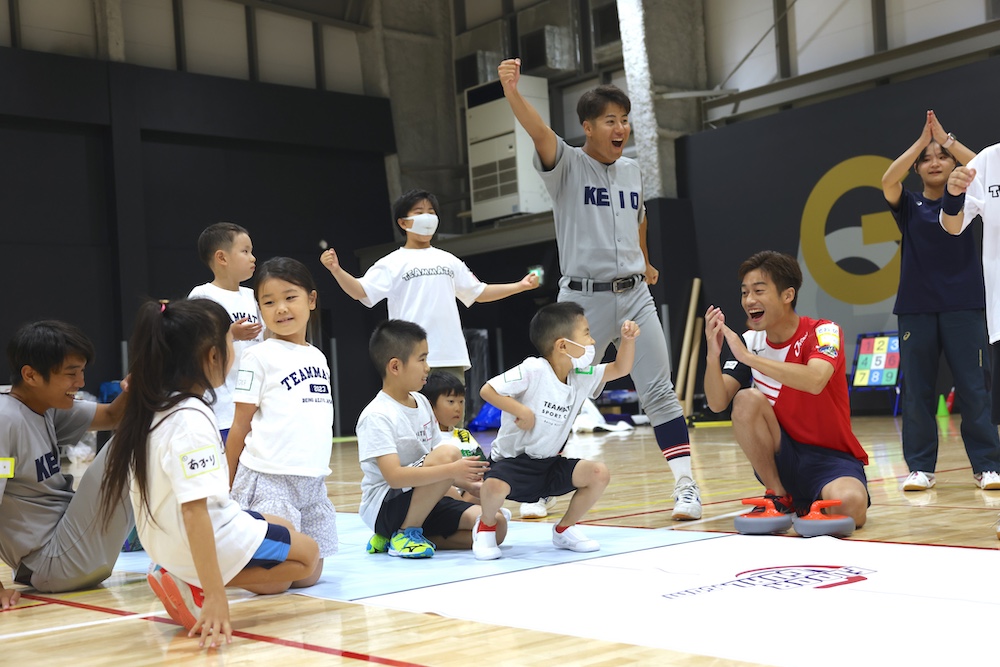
[
  {"left": 375, "top": 491, "right": 473, "bottom": 539},
  {"left": 244, "top": 510, "right": 292, "bottom": 569},
  {"left": 484, "top": 454, "right": 580, "bottom": 503},
  {"left": 768, "top": 429, "right": 869, "bottom": 515}
]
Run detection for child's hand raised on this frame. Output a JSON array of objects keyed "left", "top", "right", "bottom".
[
  {"left": 520, "top": 271, "right": 540, "bottom": 291},
  {"left": 620, "top": 320, "right": 640, "bottom": 340},
  {"left": 231, "top": 317, "right": 263, "bottom": 341},
  {"left": 319, "top": 248, "right": 342, "bottom": 273}
]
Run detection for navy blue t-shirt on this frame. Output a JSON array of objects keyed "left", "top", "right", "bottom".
[{"left": 890, "top": 188, "right": 985, "bottom": 314}]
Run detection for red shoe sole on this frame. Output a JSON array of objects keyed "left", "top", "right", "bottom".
[{"left": 146, "top": 571, "right": 186, "bottom": 627}]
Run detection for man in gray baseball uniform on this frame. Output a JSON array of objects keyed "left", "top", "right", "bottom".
[
  {"left": 0, "top": 321, "right": 133, "bottom": 609},
  {"left": 498, "top": 58, "right": 701, "bottom": 520}
]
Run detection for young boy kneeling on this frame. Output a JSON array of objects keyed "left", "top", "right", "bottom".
[
  {"left": 357, "top": 320, "right": 507, "bottom": 558},
  {"left": 474, "top": 302, "right": 639, "bottom": 560}
]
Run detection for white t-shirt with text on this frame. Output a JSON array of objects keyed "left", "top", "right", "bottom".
[
  {"left": 188, "top": 283, "right": 264, "bottom": 429},
  {"left": 487, "top": 358, "right": 607, "bottom": 460},
  {"left": 358, "top": 247, "right": 486, "bottom": 368},
  {"left": 233, "top": 339, "right": 333, "bottom": 477}
]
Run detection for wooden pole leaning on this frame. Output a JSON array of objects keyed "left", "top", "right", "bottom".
[
  {"left": 683, "top": 317, "right": 704, "bottom": 417},
  {"left": 674, "top": 277, "right": 702, "bottom": 402}
]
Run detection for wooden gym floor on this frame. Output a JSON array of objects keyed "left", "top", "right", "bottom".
[{"left": 2, "top": 414, "right": 997, "bottom": 665}]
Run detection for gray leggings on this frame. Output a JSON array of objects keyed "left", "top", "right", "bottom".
[{"left": 20, "top": 443, "right": 134, "bottom": 592}]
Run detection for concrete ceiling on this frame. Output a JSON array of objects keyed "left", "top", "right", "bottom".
[{"left": 238, "top": 0, "right": 373, "bottom": 29}]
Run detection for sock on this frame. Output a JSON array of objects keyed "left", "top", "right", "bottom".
[
  {"left": 555, "top": 524, "right": 571, "bottom": 534},
  {"left": 654, "top": 416, "right": 693, "bottom": 481},
  {"left": 477, "top": 521, "right": 496, "bottom": 532},
  {"left": 668, "top": 456, "right": 693, "bottom": 482}
]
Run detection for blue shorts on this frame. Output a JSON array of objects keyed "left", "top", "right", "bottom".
[
  {"left": 375, "top": 491, "right": 473, "bottom": 540},
  {"left": 484, "top": 454, "right": 580, "bottom": 503},
  {"left": 769, "top": 430, "right": 869, "bottom": 515},
  {"left": 244, "top": 510, "right": 291, "bottom": 569},
  {"left": 219, "top": 428, "right": 230, "bottom": 444}
]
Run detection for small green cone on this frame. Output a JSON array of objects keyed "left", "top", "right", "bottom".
[{"left": 936, "top": 394, "right": 949, "bottom": 418}]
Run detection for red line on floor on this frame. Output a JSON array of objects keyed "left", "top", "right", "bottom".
[
  {"left": 20, "top": 594, "right": 430, "bottom": 666},
  {"left": 1, "top": 599, "right": 53, "bottom": 613}
]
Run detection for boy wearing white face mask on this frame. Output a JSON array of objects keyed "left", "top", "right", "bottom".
[
  {"left": 473, "top": 302, "right": 639, "bottom": 560},
  {"left": 319, "top": 189, "right": 539, "bottom": 384}
]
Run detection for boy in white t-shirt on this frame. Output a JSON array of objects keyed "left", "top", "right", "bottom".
[
  {"left": 320, "top": 189, "right": 539, "bottom": 380},
  {"left": 188, "top": 222, "right": 264, "bottom": 441},
  {"left": 356, "top": 320, "right": 507, "bottom": 559},
  {"left": 473, "top": 302, "right": 639, "bottom": 560}
]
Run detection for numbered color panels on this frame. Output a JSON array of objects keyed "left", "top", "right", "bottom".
[{"left": 853, "top": 333, "right": 900, "bottom": 387}]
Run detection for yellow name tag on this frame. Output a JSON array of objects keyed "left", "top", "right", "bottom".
[
  {"left": 180, "top": 447, "right": 220, "bottom": 479},
  {"left": 0, "top": 457, "right": 14, "bottom": 478}
]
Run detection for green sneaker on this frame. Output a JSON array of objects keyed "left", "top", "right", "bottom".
[
  {"left": 388, "top": 527, "right": 436, "bottom": 558},
  {"left": 366, "top": 533, "right": 390, "bottom": 554}
]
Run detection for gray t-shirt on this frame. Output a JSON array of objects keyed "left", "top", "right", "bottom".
[{"left": 0, "top": 393, "right": 96, "bottom": 568}]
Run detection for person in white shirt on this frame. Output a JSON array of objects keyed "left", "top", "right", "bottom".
[
  {"left": 940, "top": 142, "right": 1000, "bottom": 540},
  {"left": 98, "top": 298, "right": 318, "bottom": 648},
  {"left": 228, "top": 258, "right": 337, "bottom": 587},
  {"left": 473, "top": 302, "right": 640, "bottom": 560},
  {"left": 188, "top": 222, "right": 264, "bottom": 441},
  {"left": 319, "top": 189, "right": 539, "bottom": 382},
  {"left": 356, "top": 320, "right": 505, "bottom": 558}
]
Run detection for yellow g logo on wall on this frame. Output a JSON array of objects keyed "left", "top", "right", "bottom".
[{"left": 801, "top": 155, "right": 900, "bottom": 304}]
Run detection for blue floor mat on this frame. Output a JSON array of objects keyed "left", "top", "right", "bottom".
[{"left": 114, "top": 514, "right": 723, "bottom": 602}]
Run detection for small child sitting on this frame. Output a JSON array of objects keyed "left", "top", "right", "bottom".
[{"left": 356, "top": 320, "right": 508, "bottom": 558}]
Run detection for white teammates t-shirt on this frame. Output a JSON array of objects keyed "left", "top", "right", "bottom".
[
  {"left": 355, "top": 391, "right": 442, "bottom": 531},
  {"left": 535, "top": 139, "right": 646, "bottom": 281},
  {"left": 233, "top": 339, "right": 333, "bottom": 477},
  {"left": 946, "top": 144, "right": 1000, "bottom": 342},
  {"left": 487, "top": 358, "right": 607, "bottom": 460},
  {"left": 358, "top": 247, "right": 486, "bottom": 369},
  {"left": 188, "top": 283, "right": 264, "bottom": 429},
  {"left": 134, "top": 397, "right": 266, "bottom": 587}
]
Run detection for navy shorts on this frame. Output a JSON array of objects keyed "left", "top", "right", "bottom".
[
  {"left": 770, "top": 430, "right": 869, "bottom": 515},
  {"left": 375, "top": 491, "right": 473, "bottom": 539},
  {"left": 244, "top": 510, "right": 291, "bottom": 569},
  {"left": 484, "top": 454, "right": 580, "bottom": 503}
]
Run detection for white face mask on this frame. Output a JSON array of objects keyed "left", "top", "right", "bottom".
[
  {"left": 564, "top": 338, "right": 596, "bottom": 369},
  {"left": 405, "top": 213, "right": 439, "bottom": 236}
]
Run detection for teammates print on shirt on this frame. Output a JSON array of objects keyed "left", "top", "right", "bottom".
[{"left": 234, "top": 339, "right": 334, "bottom": 478}]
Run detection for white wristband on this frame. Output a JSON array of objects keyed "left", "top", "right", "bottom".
[{"left": 943, "top": 133, "right": 956, "bottom": 149}]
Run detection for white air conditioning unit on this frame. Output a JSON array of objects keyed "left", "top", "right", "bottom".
[{"left": 465, "top": 75, "right": 552, "bottom": 223}]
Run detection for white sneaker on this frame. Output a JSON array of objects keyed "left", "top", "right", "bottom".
[
  {"left": 975, "top": 471, "right": 1000, "bottom": 490},
  {"left": 902, "top": 471, "right": 936, "bottom": 491},
  {"left": 500, "top": 507, "right": 512, "bottom": 522},
  {"left": 472, "top": 518, "right": 501, "bottom": 560},
  {"left": 519, "top": 496, "right": 557, "bottom": 519},
  {"left": 672, "top": 477, "right": 702, "bottom": 520},
  {"left": 552, "top": 524, "right": 599, "bottom": 553}
]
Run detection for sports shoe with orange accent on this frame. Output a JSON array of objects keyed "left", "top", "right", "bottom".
[{"left": 147, "top": 564, "right": 204, "bottom": 630}]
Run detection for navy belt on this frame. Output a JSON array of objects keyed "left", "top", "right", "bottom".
[{"left": 567, "top": 275, "right": 644, "bottom": 293}]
